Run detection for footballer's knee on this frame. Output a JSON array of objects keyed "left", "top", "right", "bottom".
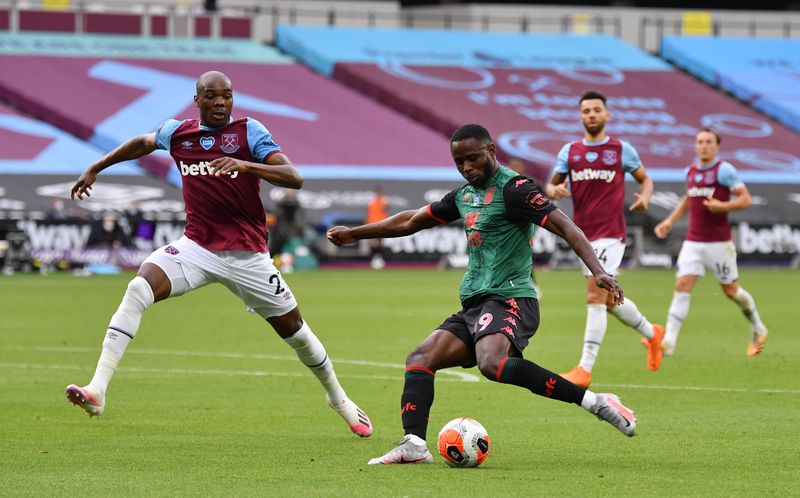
[
  {"left": 405, "top": 345, "right": 433, "bottom": 370},
  {"left": 476, "top": 358, "right": 501, "bottom": 381},
  {"left": 722, "top": 282, "right": 739, "bottom": 299}
]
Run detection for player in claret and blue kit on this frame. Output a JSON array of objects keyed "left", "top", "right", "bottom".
[
  {"left": 545, "top": 90, "right": 664, "bottom": 388},
  {"left": 65, "top": 71, "right": 372, "bottom": 438},
  {"left": 654, "top": 128, "right": 768, "bottom": 356},
  {"left": 328, "top": 124, "right": 638, "bottom": 465}
]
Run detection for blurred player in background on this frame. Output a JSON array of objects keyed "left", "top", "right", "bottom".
[
  {"left": 329, "top": 124, "right": 638, "bottom": 465},
  {"left": 654, "top": 128, "right": 768, "bottom": 356},
  {"left": 546, "top": 90, "right": 663, "bottom": 388},
  {"left": 366, "top": 185, "right": 388, "bottom": 269},
  {"left": 65, "top": 71, "right": 372, "bottom": 438}
]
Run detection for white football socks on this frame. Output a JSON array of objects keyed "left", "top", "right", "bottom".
[
  {"left": 89, "top": 276, "right": 154, "bottom": 395},
  {"left": 578, "top": 304, "right": 608, "bottom": 372},
  {"left": 609, "top": 298, "right": 654, "bottom": 339},
  {"left": 664, "top": 291, "right": 691, "bottom": 352},
  {"left": 732, "top": 287, "right": 766, "bottom": 334},
  {"left": 284, "top": 322, "right": 346, "bottom": 405},
  {"left": 580, "top": 390, "right": 598, "bottom": 412}
]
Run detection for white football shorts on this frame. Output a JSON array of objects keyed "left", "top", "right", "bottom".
[
  {"left": 143, "top": 235, "right": 297, "bottom": 319},
  {"left": 580, "top": 238, "right": 626, "bottom": 277},
  {"left": 676, "top": 240, "right": 739, "bottom": 284}
]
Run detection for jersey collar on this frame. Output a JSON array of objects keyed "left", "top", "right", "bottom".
[
  {"left": 582, "top": 136, "right": 611, "bottom": 147},
  {"left": 695, "top": 156, "right": 721, "bottom": 170},
  {"left": 198, "top": 116, "right": 234, "bottom": 132}
]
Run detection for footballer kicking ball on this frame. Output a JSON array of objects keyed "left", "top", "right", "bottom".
[{"left": 437, "top": 417, "right": 490, "bottom": 468}]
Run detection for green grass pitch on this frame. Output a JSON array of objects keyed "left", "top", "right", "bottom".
[{"left": 1, "top": 268, "right": 798, "bottom": 496}]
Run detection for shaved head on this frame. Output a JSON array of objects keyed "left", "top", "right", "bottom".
[
  {"left": 196, "top": 71, "right": 232, "bottom": 95},
  {"left": 194, "top": 71, "right": 234, "bottom": 127}
]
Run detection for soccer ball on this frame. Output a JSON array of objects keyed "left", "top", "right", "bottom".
[{"left": 437, "top": 417, "right": 490, "bottom": 468}]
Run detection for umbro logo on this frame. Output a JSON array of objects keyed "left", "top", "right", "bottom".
[{"left": 181, "top": 140, "right": 193, "bottom": 150}]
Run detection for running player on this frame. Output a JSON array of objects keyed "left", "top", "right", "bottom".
[
  {"left": 64, "top": 71, "right": 372, "bottom": 437},
  {"left": 327, "top": 124, "right": 638, "bottom": 465},
  {"left": 654, "top": 127, "right": 767, "bottom": 356},
  {"left": 545, "top": 90, "right": 664, "bottom": 388}
]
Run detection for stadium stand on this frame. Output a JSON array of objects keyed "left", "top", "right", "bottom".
[
  {"left": 277, "top": 26, "right": 800, "bottom": 186},
  {"left": 661, "top": 37, "right": 800, "bottom": 135},
  {"left": 0, "top": 33, "right": 458, "bottom": 228}
]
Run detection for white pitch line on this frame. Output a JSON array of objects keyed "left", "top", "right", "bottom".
[
  {"left": 593, "top": 382, "right": 800, "bottom": 395},
  {"left": 5, "top": 345, "right": 480, "bottom": 382},
  {"left": 0, "top": 362, "right": 470, "bottom": 383},
  {"left": 5, "top": 346, "right": 797, "bottom": 394}
]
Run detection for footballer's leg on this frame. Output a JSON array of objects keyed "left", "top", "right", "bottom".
[
  {"left": 369, "top": 329, "right": 470, "bottom": 465},
  {"left": 66, "top": 262, "right": 170, "bottom": 417},
  {"left": 480, "top": 329, "right": 637, "bottom": 437},
  {"left": 268, "top": 307, "right": 372, "bottom": 438},
  {"left": 722, "top": 282, "right": 768, "bottom": 356},
  {"left": 561, "top": 279, "right": 607, "bottom": 388}
]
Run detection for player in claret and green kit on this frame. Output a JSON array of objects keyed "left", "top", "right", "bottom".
[
  {"left": 327, "top": 124, "right": 638, "bottom": 465},
  {"left": 64, "top": 71, "right": 372, "bottom": 438}
]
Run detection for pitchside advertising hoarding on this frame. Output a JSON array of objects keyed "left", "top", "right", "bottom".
[{"left": 3, "top": 177, "right": 798, "bottom": 266}]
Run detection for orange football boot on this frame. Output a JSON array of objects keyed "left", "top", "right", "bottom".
[{"left": 560, "top": 365, "right": 591, "bottom": 388}]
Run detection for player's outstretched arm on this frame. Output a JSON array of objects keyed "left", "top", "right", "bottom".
[
  {"left": 543, "top": 209, "right": 623, "bottom": 304},
  {"left": 327, "top": 207, "right": 440, "bottom": 246},
  {"left": 629, "top": 165, "right": 653, "bottom": 212},
  {"left": 71, "top": 133, "right": 159, "bottom": 200},
  {"left": 545, "top": 172, "right": 570, "bottom": 200},
  {"left": 654, "top": 195, "right": 689, "bottom": 239}
]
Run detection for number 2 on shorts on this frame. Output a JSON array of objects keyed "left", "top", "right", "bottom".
[{"left": 269, "top": 273, "right": 285, "bottom": 295}]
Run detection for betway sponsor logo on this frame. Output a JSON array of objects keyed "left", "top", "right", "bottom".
[
  {"left": 738, "top": 222, "right": 800, "bottom": 255},
  {"left": 570, "top": 168, "right": 616, "bottom": 183},
  {"left": 179, "top": 161, "right": 238, "bottom": 178},
  {"left": 687, "top": 186, "right": 715, "bottom": 198}
]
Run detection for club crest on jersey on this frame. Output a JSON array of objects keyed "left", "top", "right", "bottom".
[
  {"left": 200, "top": 136, "right": 215, "bottom": 150},
  {"left": 602, "top": 150, "right": 617, "bottom": 165},
  {"left": 585, "top": 151, "right": 598, "bottom": 163},
  {"left": 221, "top": 134, "right": 240, "bottom": 154},
  {"left": 704, "top": 171, "right": 716, "bottom": 184},
  {"left": 472, "top": 193, "right": 482, "bottom": 206}
]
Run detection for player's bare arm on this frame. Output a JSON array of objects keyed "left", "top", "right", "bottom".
[
  {"left": 628, "top": 165, "right": 653, "bottom": 212},
  {"left": 71, "top": 133, "right": 159, "bottom": 200},
  {"left": 545, "top": 172, "right": 571, "bottom": 200},
  {"left": 209, "top": 152, "right": 302, "bottom": 189},
  {"left": 703, "top": 185, "right": 752, "bottom": 214},
  {"left": 327, "top": 207, "right": 440, "bottom": 246},
  {"left": 654, "top": 195, "right": 689, "bottom": 239},
  {"left": 543, "top": 209, "right": 624, "bottom": 304}
]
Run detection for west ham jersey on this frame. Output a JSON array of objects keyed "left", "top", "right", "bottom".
[
  {"left": 554, "top": 136, "right": 641, "bottom": 241},
  {"left": 685, "top": 159, "right": 743, "bottom": 243},
  {"left": 155, "top": 117, "right": 282, "bottom": 252}
]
